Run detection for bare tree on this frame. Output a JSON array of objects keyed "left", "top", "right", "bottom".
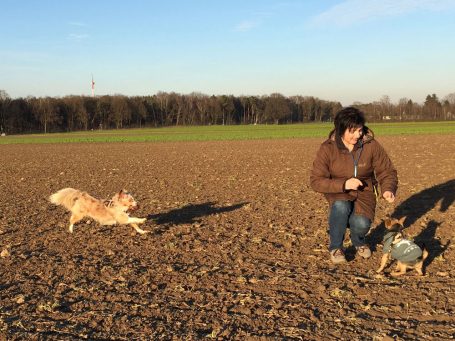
[
  {"left": 96, "top": 96, "right": 112, "bottom": 129},
  {"left": 443, "top": 93, "right": 455, "bottom": 120},
  {"left": 218, "top": 95, "right": 235, "bottom": 125},
  {"left": 129, "top": 97, "right": 147, "bottom": 127},
  {"left": 195, "top": 93, "right": 210, "bottom": 125},
  {"left": 64, "top": 96, "right": 88, "bottom": 130},
  {"left": 264, "top": 93, "right": 291, "bottom": 124},
  {"left": 249, "top": 96, "right": 262, "bottom": 124},
  {"left": 111, "top": 95, "right": 131, "bottom": 129},
  {"left": 424, "top": 94, "right": 442, "bottom": 120},
  {"left": 398, "top": 97, "right": 409, "bottom": 121},
  {"left": 32, "top": 97, "right": 59, "bottom": 133},
  {"left": 379, "top": 95, "right": 392, "bottom": 121},
  {"left": 0, "top": 90, "right": 11, "bottom": 133},
  {"left": 444, "top": 92, "right": 455, "bottom": 105}
]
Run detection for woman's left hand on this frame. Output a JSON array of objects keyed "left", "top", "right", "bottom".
[{"left": 383, "top": 191, "right": 395, "bottom": 203}]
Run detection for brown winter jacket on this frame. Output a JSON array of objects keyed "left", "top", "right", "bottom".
[{"left": 310, "top": 129, "right": 398, "bottom": 221}]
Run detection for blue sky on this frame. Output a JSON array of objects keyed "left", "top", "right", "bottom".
[{"left": 1, "top": 0, "right": 455, "bottom": 105}]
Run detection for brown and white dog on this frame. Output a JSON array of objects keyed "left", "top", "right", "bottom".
[{"left": 49, "top": 188, "right": 148, "bottom": 234}]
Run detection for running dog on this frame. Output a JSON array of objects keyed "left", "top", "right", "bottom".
[
  {"left": 376, "top": 217, "right": 428, "bottom": 276},
  {"left": 49, "top": 188, "right": 148, "bottom": 234}
]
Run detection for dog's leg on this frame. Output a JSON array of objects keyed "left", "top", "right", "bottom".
[
  {"left": 130, "top": 223, "right": 148, "bottom": 235},
  {"left": 128, "top": 217, "right": 146, "bottom": 224},
  {"left": 415, "top": 261, "right": 424, "bottom": 276},
  {"left": 128, "top": 217, "right": 148, "bottom": 234},
  {"left": 69, "top": 214, "right": 83, "bottom": 233},
  {"left": 415, "top": 248, "right": 428, "bottom": 276},
  {"left": 376, "top": 254, "right": 390, "bottom": 273},
  {"left": 391, "top": 262, "right": 407, "bottom": 277}
]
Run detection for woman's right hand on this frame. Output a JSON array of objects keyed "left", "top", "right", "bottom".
[{"left": 344, "top": 177, "right": 364, "bottom": 191}]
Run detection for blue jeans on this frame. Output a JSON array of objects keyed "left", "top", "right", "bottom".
[{"left": 328, "top": 200, "right": 371, "bottom": 251}]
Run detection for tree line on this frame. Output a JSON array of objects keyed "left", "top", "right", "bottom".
[{"left": 0, "top": 90, "right": 454, "bottom": 134}]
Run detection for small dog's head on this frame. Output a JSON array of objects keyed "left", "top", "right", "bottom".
[
  {"left": 383, "top": 216, "right": 406, "bottom": 243},
  {"left": 112, "top": 190, "right": 139, "bottom": 212},
  {"left": 384, "top": 216, "right": 406, "bottom": 232}
]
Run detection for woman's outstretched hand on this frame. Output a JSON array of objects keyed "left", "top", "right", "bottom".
[{"left": 382, "top": 191, "right": 395, "bottom": 203}]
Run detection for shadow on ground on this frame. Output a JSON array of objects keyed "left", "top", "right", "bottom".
[
  {"left": 392, "top": 179, "right": 455, "bottom": 226},
  {"left": 414, "top": 220, "right": 450, "bottom": 268},
  {"left": 147, "top": 201, "right": 248, "bottom": 233}
]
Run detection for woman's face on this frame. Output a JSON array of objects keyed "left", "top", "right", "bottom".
[{"left": 342, "top": 126, "right": 363, "bottom": 146}]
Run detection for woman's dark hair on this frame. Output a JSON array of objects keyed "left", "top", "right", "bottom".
[
  {"left": 329, "top": 107, "right": 370, "bottom": 147},
  {"left": 330, "top": 107, "right": 368, "bottom": 138},
  {"left": 334, "top": 107, "right": 366, "bottom": 137}
]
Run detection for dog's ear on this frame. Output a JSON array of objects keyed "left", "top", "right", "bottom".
[
  {"left": 398, "top": 216, "right": 406, "bottom": 226},
  {"left": 384, "top": 218, "right": 392, "bottom": 229}
]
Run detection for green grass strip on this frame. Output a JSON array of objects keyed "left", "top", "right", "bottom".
[{"left": 1, "top": 121, "right": 454, "bottom": 144}]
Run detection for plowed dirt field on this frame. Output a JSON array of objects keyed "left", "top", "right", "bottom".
[{"left": 1, "top": 136, "right": 454, "bottom": 340}]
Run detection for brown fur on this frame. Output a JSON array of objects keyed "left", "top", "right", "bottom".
[
  {"left": 49, "top": 188, "right": 148, "bottom": 234},
  {"left": 376, "top": 217, "right": 428, "bottom": 276}
]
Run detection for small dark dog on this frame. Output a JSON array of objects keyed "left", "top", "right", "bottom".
[{"left": 376, "top": 217, "right": 428, "bottom": 276}]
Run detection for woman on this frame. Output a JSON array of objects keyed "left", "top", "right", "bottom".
[{"left": 310, "top": 107, "right": 397, "bottom": 264}]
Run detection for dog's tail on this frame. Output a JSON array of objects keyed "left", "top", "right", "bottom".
[{"left": 49, "top": 188, "right": 80, "bottom": 210}]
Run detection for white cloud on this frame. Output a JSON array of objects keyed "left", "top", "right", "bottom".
[
  {"left": 234, "top": 20, "right": 260, "bottom": 32},
  {"left": 233, "top": 2, "right": 301, "bottom": 33},
  {"left": 311, "top": 0, "right": 455, "bottom": 27},
  {"left": 67, "top": 33, "right": 89, "bottom": 41},
  {"left": 68, "top": 21, "right": 87, "bottom": 27}
]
